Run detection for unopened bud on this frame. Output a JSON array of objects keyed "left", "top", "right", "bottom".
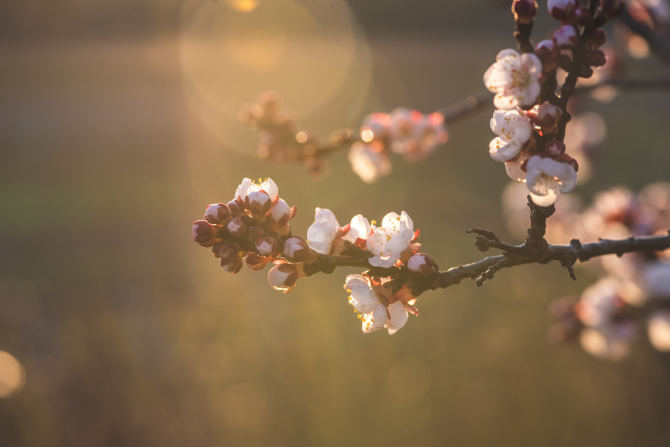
[
  {"left": 205, "top": 203, "right": 231, "bottom": 225},
  {"left": 512, "top": 0, "right": 538, "bottom": 24},
  {"left": 283, "top": 237, "right": 317, "bottom": 263},
  {"left": 601, "top": 0, "right": 625, "bottom": 17},
  {"left": 249, "top": 225, "right": 265, "bottom": 242},
  {"left": 268, "top": 199, "right": 292, "bottom": 227},
  {"left": 225, "top": 218, "right": 247, "bottom": 238},
  {"left": 245, "top": 190, "right": 272, "bottom": 218},
  {"left": 586, "top": 49, "right": 607, "bottom": 67},
  {"left": 586, "top": 29, "right": 607, "bottom": 49},
  {"left": 553, "top": 25, "right": 579, "bottom": 49},
  {"left": 213, "top": 241, "right": 241, "bottom": 262},
  {"left": 548, "top": 0, "right": 577, "bottom": 21},
  {"left": 544, "top": 140, "right": 566, "bottom": 156},
  {"left": 227, "top": 200, "right": 245, "bottom": 218},
  {"left": 536, "top": 102, "right": 562, "bottom": 132},
  {"left": 192, "top": 220, "right": 219, "bottom": 246},
  {"left": 256, "top": 236, "right": 278, "bottom": 256},
  {"left": 407, "top": 253, "right": 437, "bottom": 276},
  {"left": 535, "top": 40, "right": 558, "bottom": 69},
  {"left": 574, "top": 7, "right": 592, "bottom": 26},
  {"left": 221, "top": 257, "right": 244, "bottom": 274},
  {"left": 267, "top": 263, "right": 305, "bottom": 293}
]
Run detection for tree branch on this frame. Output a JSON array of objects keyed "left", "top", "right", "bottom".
[{"left": 618, "top": 10, "right": 670, "bottom": 64}]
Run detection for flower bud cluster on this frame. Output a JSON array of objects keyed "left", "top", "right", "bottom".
[
  {"left": 192, "top": 177, "right": 298, "bottom": 276},
  {"left": 348, "top": 108, "right": 448, "bottom": 183}
]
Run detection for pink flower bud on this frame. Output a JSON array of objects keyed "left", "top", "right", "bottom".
[
  {"left": 544, "top": 140, "right": 566, "bottom": 156},
  {"left": 256, "top": 236, "right": 278, "bottom": 256},
  {"left": 245, "top": 191, "right": 272, "bottom": 218},
  {"left": 192, "top": 220, "right": 219, "bottom": 246},
  {"left": 267, "top": 263, "right": 304, "bottom": 293},
  {"left": 574, "top": 7, "right": 592, "bottom": 26},
  {"left": 205, "top": 203, "right": 231, "bottom": 225},
  {"left": 548, "top": 0, "right": 577, "bottom": 21},
  {"left": 535, "top": 40, "right": 558, "bottom": 69},
  {"left": 283, "top": 237, "right": 317, "bottom": 263},
  {"left": 553, "top": 25, "right": 579, "bottom": 49},
  {"left": 585, "top": 49, "right": 607, "bottom": 67},
  {"left": 601, "top": 0, "right": 625, "bottom": 17},
  {"left": 221, "top": 257, "right": 244, "bottom": 274},
  {"left": 225, "top": 218, "right": 247, "bottom": 238},
  {"left": 512, "top": 0, "right": 538, "bottom": 24},
  {"left": 407, "top": 253, "right": 437, "bottom": 276},
  {"left": 249, "top": 225, "right": 265, "bottom": 242},
  {"left": 227, "top": 200, "right": 245, "bottom": 218},
  {"left": 268, "top": 198, "right": 292, "bottom": 227},
  {"left": 536, "top": 102, "right": 562, "bottom": 132},
  {"left": 212, "top": 241, "right": 241, "bottom": 261}
]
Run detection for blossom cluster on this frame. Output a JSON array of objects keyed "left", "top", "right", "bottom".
[
  {"left": 192, "top": 177, "right": 297, "bottom": 274},
  {"left": 483, "top": 0, "right": 624, "bottom": 206},
  {"left": 348, "top": 109, "right": 448, "bottom": 183},
  {"left": 193, "top": 178, "right": 442, "bottom": 334},
  {"left": 542, "top": 183, "right": 670, "bottom": 360}
]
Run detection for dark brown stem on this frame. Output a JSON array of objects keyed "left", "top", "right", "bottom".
[{"left": 514, "top": 21, "right": 535, "bottom": 54}]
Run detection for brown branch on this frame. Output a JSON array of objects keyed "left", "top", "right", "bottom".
[{"left": 304, "top": 231, "right": 670, "bottom": 293}]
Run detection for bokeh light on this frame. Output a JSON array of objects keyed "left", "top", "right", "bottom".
[{"left": 0, "top": 351, "right": 25, "bottom": 399}]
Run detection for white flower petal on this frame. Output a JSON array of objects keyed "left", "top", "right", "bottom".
[{"left": 385, "top": 301, "right": 409, "bottom": 334}]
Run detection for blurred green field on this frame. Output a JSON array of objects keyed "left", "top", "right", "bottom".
[{"left": 1, "top": 1, "right": 670, "bottom": 446}]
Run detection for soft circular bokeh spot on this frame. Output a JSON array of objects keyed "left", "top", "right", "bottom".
[
  {"left": 0, "top": 351, "right": 25, "bottom": 399},
  {"left": 179, "top": 0, "right": 372, "bottom": 158}
]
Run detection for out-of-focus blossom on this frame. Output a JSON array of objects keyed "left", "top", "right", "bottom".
[
  {"left": 648, "top": 311, "right": 670, "bottom": 351},
  {"left": 563, "top": 112, "right": 607, "bottom": 183},
  {"left": 576, "top": 277, "right": 637, "bottom": 360},
  {"left": 367, "top": 211, "right": 415, "bottom": 268},
  {"left": 348, "top": 141, "right": 392, "bottom": 184},
  {"left": 484, "top": 49, "right": 543, "bottom": 110},
  {"left": 489, "top": 109, "right": 533, "bottom": 162},
  {"left": 641, "top": 261, "right": 670, "bottom": 298},
  {"left": 525, "top": 155, "right": 578, "bottom": 206},
  {"left": 388, "top": 108, "right": 448, "bottom": 162}
]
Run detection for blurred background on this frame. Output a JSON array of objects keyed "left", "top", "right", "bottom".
[{"left": 1, "top": 0, "right": 670, "bottom": 446}]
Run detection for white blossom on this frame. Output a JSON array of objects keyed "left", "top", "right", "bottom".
[
  {"left": 525, "top": 155, "right": 578, "bottom": 206},
  {"left": 235, "top": 177, "right": 278, "bottom": 202},
  {"left": 342, "top": 214, "right": 371, "bottom": 245},
  {"left": 367, "top": 211, "right": 414, "bottom": 268},
  {"left": 344, "top": 274, "right": 409, "bottom": 334},
  {"left": 489, "top": 109, "right": 533, "bottom": 162},
  {"left": 483, "top": 49, "right": 542, "bottom": 110},
  {"left": 348, "top": 142, "right": 392, "bottom": 184},
  {"left": 307, "top": 208, "right": 341, "bottom": 254}
]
